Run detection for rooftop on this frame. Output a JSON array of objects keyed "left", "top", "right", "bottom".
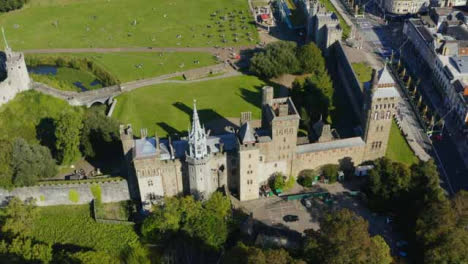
[{"left": 296, "top": 137, "right": 365, "bottom": 154}]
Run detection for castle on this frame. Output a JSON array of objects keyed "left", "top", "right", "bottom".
[
  {"left": 0, "top": 29, "right": 31, "bottom": 106},
  {"left": 120, "top": 66, "right": 399, "bottom": 210},
  {"left": 301, "top": 0, "right": 343, "bottom": 52}
]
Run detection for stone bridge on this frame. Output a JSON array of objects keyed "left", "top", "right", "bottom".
[
  {"left": 32, "top": 82, "right": 121, "bottom": 107},
  {"left": 31, "top": 63, "right": 234, "bottom": 107}
]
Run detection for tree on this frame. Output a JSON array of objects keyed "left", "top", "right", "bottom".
[
  {"left": 249, "top": 41, "right": 300, "bottom": 78},
  {"left": 80, "top": 107, "right": 120, "bottom": 159},
  {"left": 0, "top": 237, "right": 53, "bottom": 264},
  {"left": 321, "top": 164, "right": 339, "bottom": 183},
  {"left": 55, "top": 110, "right": 83, "bottom": 165},
  {"left": 0, "top": 140, "right": 13, "bottom": 189},
  {"left": 142, "top": 192, "right": 232, "bottom": 250},
  {"left": 298, "top": 170, "right": 315, "bottom": 187},
  {"left": 1, "top": 197, "right": 39, "bottom": 237},
  {"left": 296, "top": 43, "right": 326, "bottom": 75},
  {"left": 304, "top": 209, "right": 389, "bottom": 264},
  {"left": 270, "top": 173, "right": 285, "bottom": 190},
  {"left": 368, "top": 236, "right": 392, "bottom": 264},
  {"left": 10, "top": 138, "right": 57, "bottom": 186},
  {"left": 223, "top": 242, "right": 305, "bottom": 264},
  {"left": 452, "top": 190, "right": 468, "bottom": 228}
]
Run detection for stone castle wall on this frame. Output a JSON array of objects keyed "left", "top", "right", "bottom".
[
  {"left": 291, "top": 138, "right": 366, "bottom": 176},
  {"left": 0, "top": 49, "right": 31, "bottom": 106},
  {"left": 0, "top": 180, "right": 130, "bottom": 207}
]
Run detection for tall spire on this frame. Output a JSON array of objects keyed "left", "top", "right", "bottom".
[
  {"left": 1, "top": 27, "right": 9, "bottom": 50},
  {"left": 188, "top": 99, "right": 208, "bottom": 159}
]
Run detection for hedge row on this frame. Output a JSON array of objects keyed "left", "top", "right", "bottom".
[{"left": 26, "top": 55, "right": 120, "bottom": 86}]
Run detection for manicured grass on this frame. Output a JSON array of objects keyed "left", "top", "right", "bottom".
[
  {"left": 29, "top": 52, "right": 218, "bottom": 83},
  {"left": 113, "top": 75, "right": 265, "bottom": 137},
  {"left": 0, "top": 90, "right": 81, "bottom": 143},
  {"left": 31, "top": 67, "right": 103, "bottom": 92},
  {"left": 318, "top": 0, "right": 350, "bottom": 39},
  {"left": 386, "top": 120, "right": 419, "bottom": 165},
  {"left": 30, "top": 204, "right": 139, "bottom": 258},
  {"left": 352, "top": 62, "right": 373, "bottom": 87},
  {"left": 0, "top": 0, "right": 258, "bottom": 49}
]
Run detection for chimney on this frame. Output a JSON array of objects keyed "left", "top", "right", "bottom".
[
  {"left": 443, "top": 46, "right": 449, "bottom": 55},
  {"left": 240, "top": 112, "right": 252, "bottom": 125},
  {"left": 220, "top": 142, "right": 224, "bottom": 153},
  {"left": 140, "top": 128, "right": 148, "bottom": 139},
  {"left": 155, "top": 132, "right": 160, "bottom": 151},
  {"left": 278, "top": 103, "right": 289, "bottom": 116}
]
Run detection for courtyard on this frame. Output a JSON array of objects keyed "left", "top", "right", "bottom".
[{"left": 241, "top": 182, "right": 395, "bottom": 240}]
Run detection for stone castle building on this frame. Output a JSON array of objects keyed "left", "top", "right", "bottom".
[
  {"left": 120, "top": 66, "right": 399, "bottom": 210},
  {"left": 301, "top": 0, "right": 343, "bottom": 52},
  {"left": 0, "top": 29, "right": 31, "bottom": 106}
]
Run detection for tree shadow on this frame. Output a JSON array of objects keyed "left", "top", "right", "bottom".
[{"left": 36, "top": 117, "right": 57, "bottom": 156}]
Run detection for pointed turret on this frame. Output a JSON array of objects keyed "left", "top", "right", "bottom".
[{"left": 188, "top": 100, "right": 208, "bottom": 159}]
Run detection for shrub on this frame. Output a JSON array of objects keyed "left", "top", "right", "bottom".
[
  {"left": 90, "top": 184, "right": 102, "bottom": 201},
  {"left": 68, "top": 189, "right": 80, "bottom": 203},
  {"left": 321, "top": 164, "right": 339, "bottom": 183},
  {"left": 284, "top": 176, "right": 296, "bottom": 191},
  {"left": 270, "top": 173, "right": 285, "bottom": 191},
  {"left": 298, "top": 170, "right": 316, "bottom": 187}
]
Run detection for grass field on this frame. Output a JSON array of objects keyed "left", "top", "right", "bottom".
[
  {"left": 96, "top": 201, "right": 130, "bottom": 221},
  {"left": 30, "top": 67, "right": 103, "bottom": 92},
  {"left": 28, "top": 52, "right": 218, "bottom": 83},
  {"left": 386, "top": 120, "right": 419, "bottom": 165},
  {"left": 352, "top": 62, "right": 372, "bottom": 87},
  {"left": 30, "top": 204, "right": 139, "bottom": 258},
  {"left": 113, "top": 75, "right": 265, "bottom": 137},
  {"left": 0, "top": 0, "right": 258, "bottom": 49},
  {"left": 0, "top": 90, "right": 81, "bottom": 143}
]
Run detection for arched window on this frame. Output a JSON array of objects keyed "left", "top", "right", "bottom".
[
  {"left": 374, "top": 112, "right": 379, "bottom": 120},
  {"left": 385, "top": 111, "right": 391, "bottom": 119}
]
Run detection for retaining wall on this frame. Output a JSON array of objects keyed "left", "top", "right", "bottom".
[{"left": 0, "top": 180, "right": 130, "bottom": 206}]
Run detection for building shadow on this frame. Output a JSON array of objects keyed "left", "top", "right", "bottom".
[
  {"left": 172, "top": 101, "right": 239, "bottom": 135},
  {"left": 157, "top": 122, "right": 184, "bottom": 137}
]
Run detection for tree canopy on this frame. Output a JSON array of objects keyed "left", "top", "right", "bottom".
[
  {"left": 54, "top": 110, "right": 83, "bottom": 165},
  {"left": 10, "top": 138, "right": 57, "bottom": 187},
  {"left": 365, "top": 158, "right": 468, "bottom": 263},
  {"left": 142, "top": 192, "right": 232, "bottom": 250},
  {"left": 223, "top": 242, "right": 305, "bottom": 264},
  {"left": 304, "top": 209, "right": 392, "bottom": 264}
]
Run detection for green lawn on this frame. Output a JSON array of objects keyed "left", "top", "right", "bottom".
[
  {"left": 352, "top": 62, "right": 373, "bottom": 87},
  {"left": 0, "top": 0, "right": 258, "bottom": 49},
  {"left": 386, "top": 120, "right": 419, "bottom": 165},
  {"left": 28, "top": 52, "right": 218, "bottom": 83},
  {"left": 318, "top": 0, "right": 350, "bottom": 39},
  {"left": 31, "top": 67, "right": 103, "bottom": 92},
  {"left": 30, "top": 204, "right": 139, "bottom": 259},
  {"left": 113, "top": 75, "right": 265, "bottom": 137},
  {"left": 0, "top": 90, "right": 81, "bottom": 143}
]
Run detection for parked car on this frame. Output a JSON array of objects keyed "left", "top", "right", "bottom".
[
  {"left": 301, "top": 198, "right": 312, "bottom": 208},
  {"left": 283, "top": 215, "right": 299, "bottom": 222}
]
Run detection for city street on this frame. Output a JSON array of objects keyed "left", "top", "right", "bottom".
[{"left": 340, "top": 0, "right": 468, "bottom": 194}]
